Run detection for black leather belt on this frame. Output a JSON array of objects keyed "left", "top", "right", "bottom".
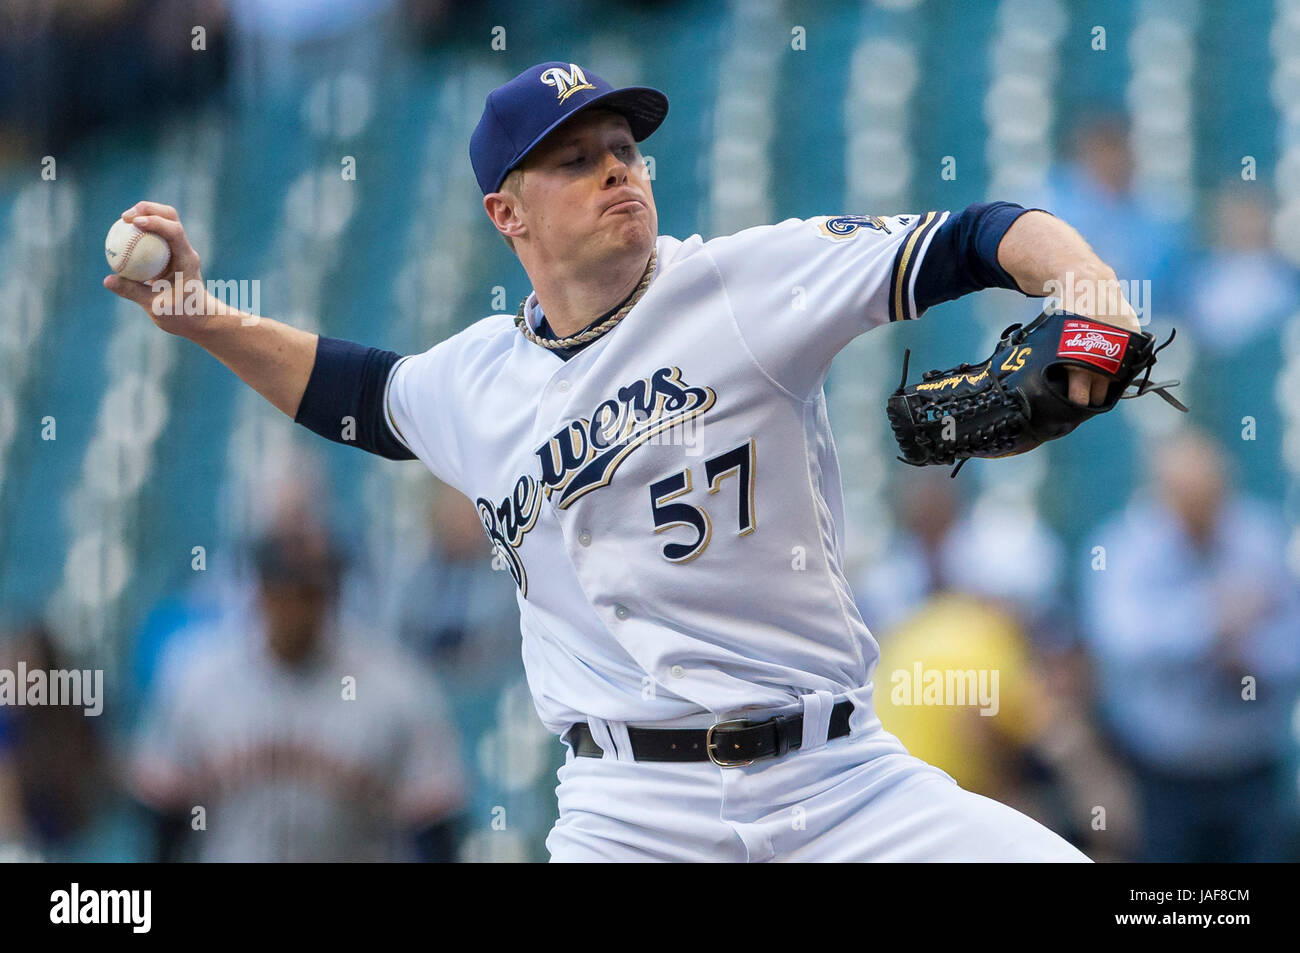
[{"left": 567, "top": 700, "right": 853, "bottom": 767}]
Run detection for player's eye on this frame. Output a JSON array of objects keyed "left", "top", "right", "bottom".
[{"left": 564, "top": 155, "right": 586, "bottom": 167}]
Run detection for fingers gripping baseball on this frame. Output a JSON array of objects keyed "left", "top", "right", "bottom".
[{"left": 102, "top": 202, "right": 205, "bottom": 333}]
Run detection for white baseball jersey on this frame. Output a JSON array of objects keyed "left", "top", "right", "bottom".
[
  {"left": 384, "top": 213, "right": 948, "bottom": 737},
  {"left": 132, "top": 607, "right": 465, "bottom": 861}
]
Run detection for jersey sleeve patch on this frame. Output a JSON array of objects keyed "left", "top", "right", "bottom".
[{"left": 813, "top": 214, "right": 897, "bottom": 242}]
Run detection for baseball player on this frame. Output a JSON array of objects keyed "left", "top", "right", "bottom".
[
  {"left": 130, "top": 527, "right": 466, "bottom": 862},
  {"left": 106, "top": 61, "right": 1144, "bottom": 862}
]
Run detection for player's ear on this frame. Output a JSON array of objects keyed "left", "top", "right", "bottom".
[{"left": 484, "top": 191, "right": 526, "bottom": 244}]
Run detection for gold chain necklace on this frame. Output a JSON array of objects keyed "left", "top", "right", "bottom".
[{"left": 515, "top": 249, "right": 658, "bottom": 351}]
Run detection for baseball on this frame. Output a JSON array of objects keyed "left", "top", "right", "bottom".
[{"left": 105, "top": 219, "right": 171, "bottom": 283}]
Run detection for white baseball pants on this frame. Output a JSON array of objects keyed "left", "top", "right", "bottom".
[{"left": 546, "top": 686, "right": 1090, "bottom": 862}]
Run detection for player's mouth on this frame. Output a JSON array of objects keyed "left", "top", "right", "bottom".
[{"left": 603, "top": 197, "right": 645, "bottom": 215}]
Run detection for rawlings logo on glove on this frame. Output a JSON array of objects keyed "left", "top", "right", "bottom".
[
  {"left": 1058, "top": 320, "right": 1129, "bottom": 372},
  {"left": 886, "top": 310, "right": 1188, "bottom": 477}
]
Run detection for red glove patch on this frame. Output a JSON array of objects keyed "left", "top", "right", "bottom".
[{"left": 1057, "top": 319, "right": 1130, "bottom": 374}]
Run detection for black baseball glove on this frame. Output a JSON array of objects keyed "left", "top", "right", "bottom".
[{"left": 886, "top": 309, "right": 1187, "bottom": 477}]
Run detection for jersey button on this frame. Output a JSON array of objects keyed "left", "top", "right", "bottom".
[
  {"left": 614, "top": 604, "right": 630, "bottom": 620},
  {"left": 557, "top": 380, "right": 571, "bottom": 392},
  {"left": 669, "top": 665, "right": 685, "bottom": 679},
  {"left": 578, "top": 530, "right": 592, "bottom": 546}
]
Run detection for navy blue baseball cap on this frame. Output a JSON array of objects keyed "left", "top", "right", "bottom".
[{"left": 470, "top": 61, "right": 668, "bottom": 195}]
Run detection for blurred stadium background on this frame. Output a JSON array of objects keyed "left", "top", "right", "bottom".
[{"left": 0, "top": 0, "right": 1298, "bottom": 862}]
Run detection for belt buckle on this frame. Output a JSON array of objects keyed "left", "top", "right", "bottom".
[{"left": 705, "top": 719, "right": 754, "bottom": 768}]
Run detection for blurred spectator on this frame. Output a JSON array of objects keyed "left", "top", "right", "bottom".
[
  {"left": 943, "top": 497, "right": 1067, "bottom": 647},
  {"left": 1032, "top": 113, "right": 1193, "bottom": 523},
  {"left": 0, "top": 625, "right": 108, "bottom": 857},
  {"left": 392, "top": 483, "right": 519, "bottom": 675},
  {"left": 1035, "top": 115, "right": 1188, "bottom": 312},
  {"left": 132, "top": 452, "right": 335, "bottom": 703},
  {"left": 398, "top": 0, "right": 456, "bottom": 48},
  {"left": 855, "top": 474, "right": 1065, "bottom": 646},
  {"left": 130, "top": 525, "right": 466, "bottom": 861},
  {"left": 0, "top": 1, "right": 230, "bottom": 163},
  {"left": 854, "top": 470, "right": 965, "bottom": 635},
  {"left": 874, "top": 594, "right": 1053, "bottom": 817},
  {"left": 864, "top": 485, "right": 1135, "bottom": 858},
  {"left": 1180, "top": 184, "right": 1297, "bottom": 502},
  {"left": 0, "top": 709, "right": 25, "bottom": 857},
  {"left": 1184, "top": 184, "right": 1299, "bottom": 354},
  {"left": 1080, "top": 430, "right": 1300, "bottom": 861}
]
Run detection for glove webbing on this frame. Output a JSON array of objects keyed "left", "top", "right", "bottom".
[{"left": 891, "top": 342, "right": 1027, "bottom": 478}]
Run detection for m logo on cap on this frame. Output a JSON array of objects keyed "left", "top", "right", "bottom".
[{"left": 540, "top": 64, "right": 596, "bottom": 103}]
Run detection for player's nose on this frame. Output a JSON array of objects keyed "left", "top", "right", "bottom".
[{"left": 600, "top": 150, "right": 630, "bottom": 186}]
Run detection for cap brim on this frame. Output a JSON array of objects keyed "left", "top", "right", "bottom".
[
  {"left": 495, "top": 86, "right": 668, "bottom": 191},
  {"left": 581, "top": 87, "right": 669, "bottom": 141}
]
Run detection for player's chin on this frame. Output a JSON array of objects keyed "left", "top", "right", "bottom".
[{"left": 604, "top": 213, "right": 655, "bottom": 251}]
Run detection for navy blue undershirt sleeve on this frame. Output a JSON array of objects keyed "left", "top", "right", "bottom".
[
  {"left": 293, "top": 336, "right": 416, "bottom": 461},
  {"left": 911, "top": 202, "right": 1043, "bottom": 315}
]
